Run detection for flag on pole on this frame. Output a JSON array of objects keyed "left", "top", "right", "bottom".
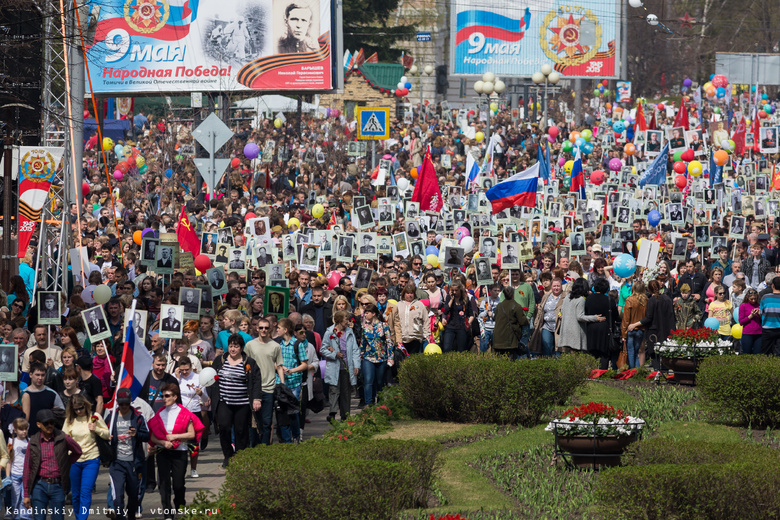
[
  {"left": 634, "top": 102, "right": 647, "bottom": 133},
  {"left": 366, "top": 52, "right": 378, "bottom": 63},
  {"left": 402, "top": 52, "right": 414, "bottom": 69},
  {"left": 731, "top": 116, "right": 746, "bottom": 157},
  {"left": 709, "top": 152, "right": 723, "bottom": 187},
  {"left": 176, "top": 205, "right": 200, "bottom": 257},
  {"left": 569, "top": 149, "right": 586, "bottom": 199},
  {"left": 411, "top": 148, "right": 444, "bottom": 212},
  {"left": 537, "top": 140, "right": 550, "bottom": 183},
  {"left": 485, "top": 163, "right": 539, "bottom": 214},
  {"left": 355, "top": 48, "right": 366, "bottom": 67},
  {"left": 343, "top": 50, "right": 352, "bottom": 72},
  {"left": 648, "top": 109, "right": 657, "bottom": 130},
  {"left": 327, "top": 211, "right": 338, "bottom": 229},
  {"left": 639, "top": 143, "right": 670, "bottom": 187},
  {"left": 673, "top": 103, "right": 689, "bottom": 130},
  {"left": 465, "top": 153, "right": 480, "bottom": 189}
]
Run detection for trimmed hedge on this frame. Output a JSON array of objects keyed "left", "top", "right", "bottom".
[
  {"left": 398, "top": 352, "right": 594, "bottom": 425},
  {"left": 697, "top": 355, "right": 780, "bottom": 426},
  {"left": 624, "top": 438, "right": 780, "bottom": 466},
  {"left": 219, "top": 439, "right": 441, "bottom": 520}
]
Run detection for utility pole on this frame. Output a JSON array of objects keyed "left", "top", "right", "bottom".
[
  {"left": 68, "top": 3, "right": 85, "bottom": 205},
  {"left": 0, "top": 132, "right": 16, "bottom": 289}
]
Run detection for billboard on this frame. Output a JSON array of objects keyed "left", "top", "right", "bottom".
[
  {"left": 450, "top": 0, "right": 621, "bottom": 78},
  {"left": 85, "top": 0, "right": 336, "bottom": 93}
]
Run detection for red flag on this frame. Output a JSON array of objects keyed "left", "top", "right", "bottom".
[
  {"left": 355, "top": 48, "right": 365, "bottom": 67},
  {"left": 366, "top": 52, "right": 378, "bottom": 63},
  {"left": 771, "top": 163, "right": 779, "bottom": 192},
  {"left": 402, "top": 52, "right": 414, "bottom": 69},
  {"left": 634, "top": 102, "right": 647, "bottom": 133},
  {"left": 265, "top": 165, "right": 271, "bottom": 190},
  {"left": 327, "top": 211, "right": 338, "bottom": 229},
  {"left": 751, "top": 112, "right": 761, "bottom": 153},
  {"left": 648, "top": 110, "right": 657, "bottom": 130},
  {"left": 673, "top": 103, "right": 689, "bottom": 130},
  {"left": 731, "top": 116, "right": 746, "bottom": 157},
  {"left": 411, "top": 148, "right": 443, "bottom": 212},
  {"left": 176, "top": 206, "right": 200, "bottom": 257}
]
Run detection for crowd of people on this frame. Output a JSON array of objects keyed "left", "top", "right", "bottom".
[{"left": 1, "top": 82, "right": 779, "bottom": 519}]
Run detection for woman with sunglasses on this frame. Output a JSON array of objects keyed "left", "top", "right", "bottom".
[
  {"left": 359, "top": 304, "right": 394, "bottom": 406},
  {"left": 8, "top": 300, "right": 27, "bottom": 329},
  {"left": 708, "top": 285, "right": 733, "bottom": 341},
  {"left": 739, "top": 288, "right": 763, "bottom": 354},
  {"left": 62, "top": 394, "right": 109, "bottom": 520},
  {"left": 148, "top": 383, "right": 205, "bottom": 518}
]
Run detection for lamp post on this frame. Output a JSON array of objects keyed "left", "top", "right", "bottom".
[
  {"left": 473, "top": 72, "right": 506, "bottom": 145},
  {"left": 531, "top": 64, "right": 560, "bottom": 129},
  {"left": 409, "top": 64, "right": 434, "bottom": 117}
]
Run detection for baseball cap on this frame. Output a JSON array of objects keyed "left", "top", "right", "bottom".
[
  {"left": 117, "top": 388, "right": 132, "bottom": 404},
  {"left": 36, "top": 409, "right": 56, "bottom": 425},
  {"left": 592, "top": 244, "right": 603, "bottom": 253}
]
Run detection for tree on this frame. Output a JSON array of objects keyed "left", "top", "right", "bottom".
[{"left": 342, "top": 0, "right": 414, "bottom": 60}]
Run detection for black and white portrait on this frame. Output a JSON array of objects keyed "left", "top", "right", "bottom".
[
  {"left": 501, "top": 243, "right": 519, "bottom": 269},
  {"left": 479, "top": 236, "right": 497, "bottom": 260},
  {"left": 217, "top": 228, "right": 234, "bottom": 246},
  {"left": 266, "top": 263, "right": 286, "bottom": 282},
  {"left": 123, "top": 309, "right": 148, "bottom": 342},
  {"left": 406, "top": 221, "right": 421, "bottom": 239},
  {"left": 355, "top": 205, "right": 375, "bottom": 230},
  {"left": 443, "top": 246, "right": 464, "bottom": 269},
  {"left": 255, "top": 245, "right": 273, "bottom": 267},
  {"left": 156, "top": 246, "right": 174, "bottom": 273},
  {"left": 358, "top": 233, "right": 377, "bottom": 257},
  {"left": 82, "top": 305, "right": 110, "bottom": 342},
  {"left": 354, "top": 267, "right": 373, "bottom": 290},
  {"left": 730, "top": 216, "right": 745, "bottom": 238},
  {"left": 180, "top": 288, "right": 202, "bottom": 320},
  {"left": 37, "top": 291, "right": 61, "bottom": 325},
  {"left": 299, "top": 244, "right": 320, "bottom": 271},
  {"left": 141, "top": 237, "right": 158, "bottom": 266},
  {"left": 215, "top": 244, "right": 230, "bottom": 265},
  {"left": 475, "top": 258, "right": 493, "bottom": 286},
  {"left": 0, "top": 344, "right": 18, "bottom": 381},
  {"left": 337, "top": 236, "right": 354, "bottom": 261},
  {"left": 668, "top": 203, "right": 683, "bottom": 224},
  {"left": 405, "top": 201, "right": 420, "bottom": 220},
  {"left": 409, "top": 240, "right": 425, "bottom": 258},
  {"left": 695, "top": 225, "right": 710, "bottom": 247},
  {"left": 159, "top": 304, "right": 184, "bottom": 340},
  {"left": 570, "top": 232, "right": 586, "bottom": 254},
  {"left": 276, "top": 2, "right": 319, "bottom": 54},
  {"left": 206, "top": 267, "right": 228, "bottom": 296},
  {"left": 282, "top": 235, "right": 297, "bottom": 262},
  {"left": 672, "top": 237, "right": 687, "bottom": 260},
  {"left": 228, "top": 248, "right": 246, "bottom": 270}
]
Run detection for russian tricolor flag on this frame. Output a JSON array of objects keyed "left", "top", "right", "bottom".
[
  {"left": 118, "top": 302, "right": 153, "bottom": 401},
  {"left": 569, "top": 149, "right": 586, "bottom": 199},
  {"left": 465, "top": 153, "right": 480, "bottom": 189},
  {"left": 485, "top": 162, "right": 539, "bottom": 214}
]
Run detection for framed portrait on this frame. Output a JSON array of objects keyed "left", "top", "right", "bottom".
[
  {"left": 644, "top": 130, "right": 664, "bottom": 156},
  {"left": 442, "top": 246, "right": 464, "bottom": 269},
  {"left": 179, "top": 287, "right": 202, "bottom": 321},
  {"left": 518, "top": 240, "right": 533, "bottom": 260},
  {"left": 206, "top": 267, "right": 228, "bottom": 297},
  {"left": 392, "top": 232, "right": 409, "bottom": 258},
  {"left": 155, "top": 245, "right": 175, "bottom": 274},
  {"left": 82, "top": 305, "right": 111, "bottom": 343},
  {"left": 441, "top": 154, "right": 451, "bottom": 169},
  {"left": 467, "top": 193, "right": 479, "bottom": 212},
  {"left": 409, "top": 240, "right": 425, "bottom": 258},
  {"left": 355, "top": 205, "right": 375, "bottom": 230},
  {"left": 265, "top": 263, "right": 286, "bottom": 284},
  {"left": 378, "top": 205, "right": 394, "bottom": 226},
  {"left": 0, "top": 344, "right": 18, "bottom": 381},
  {"left": 37, "top": 291, "right": 61, "bottom": 325},
  {"left": 357, "top": 232, "right": 377, "bottom": 260},
  {"left": 226, "top": 248, "right": 247, "bottom": 272},
  {"left": 213, "top": 243, "right": 230, "bottom": 266},
  {"left": 201, "top": 232, "right": 218, "bottom": 256},
  {"left": 336, "top": 236, "right": 354, "bottom": 262},
  {"left": 685, "top": 129, "right": 705, "bottom": 155},
  {"left": 729, "top": 216, "right": 746, "bottom": 239},
  {"left": 314, "top": 230, "right": 332, "bottom": 258},
  {"left": 377, "top": 235, "right": 393, "bottom": 256},
  {"left": 217, "top": 228, "right": 234, "bottom": 246},
  {"left": 671, "top": 237, "right": 688, "bottom": 261},
  {"left": 123, "top": 308, "right": 148, "bottom": 343},
  {"left": 354, "top": 267, "right": 374, "bottom": 290},
  {"left": 248, "top": 217, "right": 271, "bottom": 239},
  {"left": 474, "top": 257, "right": 493, "bottom": 286},
  {"left": 479, "top": 236, "right": 497, "bottom": 262},
  {"left": 141, "top": 237, "right": 159, "bottom": 267},
  {"left": 668, "top": 127, "right": 687, "bottom": 153},
  {"left": 264, "top": 286, "right": 290, "bottom": 318},
  {"left": 254, "top": 244, "right": 274, "bottom": 268},
  {"left": 299, "top": 244, "right": 320, "bottom": 272},
  {"left": 159, "top": 304, "right": 184, "bottom": 340},
  {"left": 196, "top": 284, "right": 212, "bottom": 313},
  {"left": 405, "top": 201, "right": 420, "bottom": 220},
  {"left": 281, "top": 234, "right": 297, "bottom": 262},
  {"left": 570, "top": 232, "right": 586, "bottom": 255},
  {"left": 582, "top": 211, "right": 597, "bottom": 233},
  {"left": 386, "top": 186, "right": 399, "bottom": 203},
  {"left": 759, "top": 126, "right": 778, "bottom": 154},
  {"left": 694, "top": 225, "right": 710, "bottom": 247},
  {"left": 481, "top": 177, "right": 495, "bottom": 191},
  {"left": 711, "top": 236, "right": 727, "bottom": 254},
  {"left": 501, "top": 242, "right": 520, "bottom": 270}
]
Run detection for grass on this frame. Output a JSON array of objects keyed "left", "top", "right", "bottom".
[
  {"left": 375, "top": 421, "right": 495, "bottom": 442},
  {"left": 573, "top": 381, "right": 637, "bottom": 411}
]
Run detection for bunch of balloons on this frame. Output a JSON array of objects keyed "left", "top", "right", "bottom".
[{"left": 395, "top": 75, "right": 412, "bottom": 97}]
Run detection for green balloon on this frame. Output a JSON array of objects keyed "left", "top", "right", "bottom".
[
  {"left": 593, "top": 89, "right": 600, "bottom": 96},
  {"left": 604, "top": 90, "right": 610, "bottom": 96},
  {"left": 562, "top": 141, "right": 573, "bottom": 152},
  {"left": 673, "top": 151, "right": 683, "bottom": 162},
  {"left": 713, "top": 107, "right": 721, "bottom": 114},
  {"left": 139, "top": 165, "right": 148, "bottom": 174},
  {"left": 562, "top": 177, "right": 571, "bottom": 189}
]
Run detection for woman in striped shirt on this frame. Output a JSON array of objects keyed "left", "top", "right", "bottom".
[{"left": 210, "top": 334, "right": 262, "bottom": 469}]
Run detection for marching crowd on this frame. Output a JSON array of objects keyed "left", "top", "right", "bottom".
[{"left": 0, "top": 85, "right": 779, "bottom": 520}]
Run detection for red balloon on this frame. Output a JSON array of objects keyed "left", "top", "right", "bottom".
[
  {"left": 675, "top": 175, "right": 687, "bottom": 189},
  {"left": 657, "top": 103, "right": 665, "bottom": 111},
  {"left": 395, "top": 89, "right": 402, "bottom": 97},
  {"left": 712, "top": 75, "right": 728, "bottom": 89},
  {"left": 673, "top": 161, "right": 687, "bottom": 174},
  {"left": 231, "top": 158, "right": 241, "bottom": 168},
  {"left": 82, "top": 182, "right": 90, "bottom": 196},
  {"left": 117, "top": 162, "right": 129, "bottom": 174},
  {"left": 401, "top": 88, "right": 409, "bottom": 96},
  {"left": 681, "top": 149, "right": 695, "bottom": 162},
  {"left": 602, "top": 79, "right": 609, "bottom": 87},
  {"left": 194, "top": 254, "right": 212, "bottom": 273},
  {"left": 244, "top": 212, "right": 256, "bottom": 221},
  {"left": 83, "top": 110, "right": 90, "bottom": 119},
  {"left": 548, "top": 126, "right": 559, "bottom": 138},
  {"left": 126, "top": 156, "right": 136, "bottom": 167},
  {"left": 590, "top": 170, "right": 605, "bottom": 185}
]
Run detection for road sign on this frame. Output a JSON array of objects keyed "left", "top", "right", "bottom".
[
  {"left": 416, "top": 32, "right": 431, "bottom": 41},
  {"left": 356, "top": 107, "right": 390, "bottom": 140},
  {"left": 192, "top": 113, "right": 233, "bottom": 155},
  {"left": 194, "top": 158, "right": 232, "bottom": 193}
]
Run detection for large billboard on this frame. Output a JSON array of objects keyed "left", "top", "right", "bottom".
[
  {"left": 450, "top": 0, "right": 621, "bottom": 78},
  {"left": 85, "top": 0, "right": 336, "bottom": 93}
]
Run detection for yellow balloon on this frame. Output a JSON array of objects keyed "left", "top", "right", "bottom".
[
  {"left": 287, "top": 218, "right": 300, "bottom": 229},
  {"left": 136, "top": 156, "right": 145, "bottom": 167},
  {"left": 426, "top": 254, "right": 439, "bottom": 268},
  {"left": 636, "top": 238, "right": 643, "bottom": 251},
  {"left": 731, "top": 324, "right": 743, "bottom": 339},
  {"left": 564, "top": 160, "right": 574, "bottom": 174},
  {"left": 475, "top": 131, "right": 484, "bottom": 143},
  {"left": 424, "top": 343, "right": 442, "bottom": 355},
  {"left": 489, "top": 102, "right": 498, "bottom": 112},
  {"left": 274, "top": 118, "right": 283, "bottom": 128},
  {"left": 219, "top": 221, "right": 225, "bottom": 228},
  {"left": 312, "top": 204, "right": 324, "bottom": 219},
  {"left": 688, "top": 160, "right": 703, "bottom": 177},
  {"left": 387, "top": 299, "right": 398, "bottom": 306},
  {"left": 102, "top": 137, "right": 114, "bottom": 151},
  {"left": 123, "top": 145, "right": 132, "bottom": 157}
]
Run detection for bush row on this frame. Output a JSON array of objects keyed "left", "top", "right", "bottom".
[
  {"left": 398, "top": 353, "right": 595, "bottom": 425},
  {"left": 697, "top": 355, "right": 780, "bottom": 427}
]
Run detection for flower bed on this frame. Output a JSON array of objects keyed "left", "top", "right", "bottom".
[
  {"left": 546, "top": 402, "right": 645, "bottom": 437},
  {"left": 657, "top": 328, "right": 733, "bottom": 358}
]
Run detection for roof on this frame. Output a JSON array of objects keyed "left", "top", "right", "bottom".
[{"left": 352, "top": 63, "right": 405, "bottom": 92}]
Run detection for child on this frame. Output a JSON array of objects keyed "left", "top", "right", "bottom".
[
  {"left": 730, "top": 279, "right": 746, "bottom": 311},
  {"left": 709, "top": 286, "right": 733, "bottom": 340},
  {"left": 7, "top": 417, "right": 29, "bottom": 520},
  {"left": 674, "top": 284, "right": 702, "bottom": 329}
]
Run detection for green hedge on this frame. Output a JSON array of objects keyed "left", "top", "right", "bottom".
[
  {"left": 398, "top": 352, "right": 594, "bottom": 425},
  {"left": 697, "top": 355, "right": 780, "bottom": 427},
  {"left": 623, "top": 438, "right": 780, "bottom": 466},
  {"left": 216, "top": 439, "right": 441, "bottom": 520}
]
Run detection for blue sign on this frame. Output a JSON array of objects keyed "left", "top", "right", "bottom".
[
  {"left": 356, "top": 107, "right": 389, "bottom": 140},
  {"left": 416, "top": 32, "right": 432, "bottom": 41}
]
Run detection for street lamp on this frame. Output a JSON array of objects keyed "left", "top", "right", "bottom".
[
  {"left": 531, "top": 64, "right": 560, "bottom": 129},
  {"left": 409, "top": 64, "right": 434, "bottom": 117},
  {"left": 473, "top": 72, "right": 506, "bottom": 145}
]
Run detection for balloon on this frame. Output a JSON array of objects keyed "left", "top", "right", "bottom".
[
  {"left": 716, "top": 87, "right": 726, "bottom": 99},
  {"left": 713, "top": 150, "right": 729, "bottom": 166},
  {"left": 327, "top": 271, "right": 342, "bottom": 290},
  {"left": 624, "top": 143, "right": 636, "bottom": 155},
  {"left": 558, "top": 156, "right": 567, "bottom": 167},
  {"left": 165, "top": 168, "right": 174, "bottom": 179},
  {"left": 194, "top": 254, "right": 212, "bottom": 273},
  {"left": 675, "top": 175, "right": 687, "bottom": 189},
  {"left": 704, "top": 317, "right": 720, "bottom": 331},
  {"left": 459, "top": 236, "right": 475, "bottom": 251},
  {"left": 425, "top": 246, "right": 439, "bottom": 256},
  {"left": 135, "top": 156, "right": 145, "bottom": 167},
  {"left": 287, "top": 218, "right": 300, "bottom": 229},
  {"left": 673, "top": 161, "right": 687, "bottom": 174},
  {"left": 648, "top": 209, "right": 661, "bottom": 227},
  {"left": 636, "top": 238, "right": 644, "bottom": 252},
  {"left": 581, "top": 129, "right": 592, "bottom": 141},
  {"left": 759, "top": 110, "right": 768, "bottom": 119},
  {"left": 401, "top": 88, "right": 409, "bottom": 96},
  {"left": 142, "top": 228, "right": 154, "bottom": 238},
  {"left": 612, "top": 121, "right": 625, "bottom": 133},
  {"left": 656, "top": 103, "right": 665, "bottom": 111},
  {"left": 81, "top": 285, "right": 96, "bottom": 305},
  {"left": 132, "top": 231, "right": 143, "bottom": 245},
  {"left": 582, "top": 142, "right": 594, "bottom": 154},
  {"left": 83, "top": 110, "right": 91, "bottom": 119},
  {"left": 274, "top": 118, "right": 283, "bottom": 128},
  {"left": 475, "top": 132, "right": 484, "bottom": 143},
  {"left": 564, "top": 160, "right": 574, "bottom": 174},
  {"left": 93, "top": 284, "right": 112, "bottom": 305},
  {"left": 139, "top": 165, "right": 148, "bottom": 174},
  {"left": 397, "top": 178, "right": 410, "bottom": 192},
  {"left": 102, "top": 137, "right": 114, "bottom": 151},
  {"left": 231, "top": 158, "right": 240, "bottom": 168},
  {"left": 410, "top": 167, "right": 418, "bottom": 179},
  {"left": 400, "top": 76, "right": 408, "bottom": 83},
  {"left": 387, "top": 299, "right": 397, "bottom": 306},
  {"left": 608, "top": 158, "right": 622, "bottom": 171},
  {"left": 117, "top": 162, "right": 129, "bottom": 174},
  {"left": 426, "top": 254, "right": 439, "bottom": 267},
  {"left": 712, "top": 75, "right": 728, "bottom": 88},
  {"left": 126, "top": 156, "right": 136, "bottom": 168},
  {"left": 683, "top": 78, "right": 692, "bottom": 87},
  {"left": 548, "top": 126, "right": 559, "bottom": 138},
  {"left": 244, "top": 143, "right": 260, "bottom": 159},
  {"left": 82, "top": 182, "right": 90, "bottom": 196},
  {"left": 404, "top": 82, "right": 412, "bottom": 90},
  {"left": 731, "top": 324, "right": 743, "bottom": 340},
  {"left": 424, "top": 343, "right": 442, "bottom": 355},
  {"left": 114, "top": 144, "right": 124, "bottom": 157},
  {"left": 489, "top": 102, "right": 498, "bottom": 112},
  {"left": 312, "top": 204, "right": 324, "bottom": 218},
  {"left": 733, "top": 309, "right": 740, "bottom": 322},
  {"left": 590, "top": 170, "right": 605, "bottom": 185},
  {"left": 454, "top": 227, "right": 470, "bottom": 241},
  {"left": 245, "top": 212, "right": 256, "bottom": 221},
  {"left": 198, "top": 367, "right": 218, "bottom": 387},
  {"left": 681, "top": 149, "right": 695, "bottom": 162},
  {"left": 113, "top": 170, "right": 123, "bottom": 181},
  {"left": 688, "top": 160, "right": 703, "bottom": 177},
  {"left": 575, "top": 137, "right": 585, "bottom": 149},
  {"left": 613, "top": 253, "right": 637, "bottom": 278},
  {"left": 569, "top": 131, "right": 581, "bottom": 143},
  {"left": 562, "top": 141, "right": 573, "bottom": 153}
]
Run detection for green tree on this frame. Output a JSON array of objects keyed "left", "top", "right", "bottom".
[{"left": 342, "top": 0, "right": 414, "bottom": 60}]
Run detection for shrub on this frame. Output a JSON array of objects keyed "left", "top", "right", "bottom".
[
  {"left": 399, "top": 353, "right": 594, "bottom": 426},
  {"left": 204, "top": 439, "right": 441, "bottom": 520},
  {"left": 697, "top": 355, "right": 780, "bottom": 426},
  {"left": 623, "top": 438, "right": 780, "bottom": 466},
  {"left": 596, "top": 461, "right": 780, "bottom": 519}
]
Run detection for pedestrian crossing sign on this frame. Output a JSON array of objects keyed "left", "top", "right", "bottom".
[{"left": 356, "top": 107, "right": 390, "bottom": 140}]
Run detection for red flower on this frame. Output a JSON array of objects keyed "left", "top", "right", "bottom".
[
  {"left": 337, "top": 331, "right": 343, "bottom": 338},
  {"left": 213, "top": 375, "right": 219, "bottom": 381},
  {"left": 329, "top": 335, "right": 336, "bottom": 340},
  {"left": 522, "top": 306, "right": 529, "bottom": 312}
]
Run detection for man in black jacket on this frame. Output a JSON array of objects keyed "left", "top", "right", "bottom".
[
  {"left": 299, "top": 287, "right": 332, "bottom": 338},
  {"left": 106, "top": 388, "right": 150, "bottom": 520},
  {"left": 674, "top": 259, "right": 707, "bottom": 317}
]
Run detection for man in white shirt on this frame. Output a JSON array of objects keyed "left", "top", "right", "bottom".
[{"left": 244, "top": 319, "right": 285, "bottom": 446}]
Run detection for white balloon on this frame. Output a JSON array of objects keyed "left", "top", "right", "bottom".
[
  {"left": 199, "top": 367, "right": 217, "bottom": 387},
  {"left": 460, "top": 236, "right": 475, "bottom": 251},
  {"left": 628, "top": 0, "right": 643, "bottom": 7},
  {"left": 397, "top": 178, "right": 410, "bottom": 192},
  {"left": 397, "top": 82, "right": 404, "bottom": 90},
  {"left": 400, "top": 76, "right": 408, "bottom": 83}
]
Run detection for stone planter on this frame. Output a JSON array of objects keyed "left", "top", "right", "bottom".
[
  {"left": 661, "top": 356, "right": 698, "bottom": 385},
  {"left": 557, "top": 434, "right": 638, "bottom": 469}
]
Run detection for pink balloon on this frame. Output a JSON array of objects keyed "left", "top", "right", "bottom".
[
  {"left": 548, "top": 126, "right": 559, "bottom": 138},
  {"left": 327, "top": 271, "right": 342, "bottom": 290},
  {"left": 608, "top": 158, "right": 623, "bottom": 172},
  {"left": 113, "top": 170, "right": 123, "bottom": 180},
  {"left": 548, "top": 135, "right": 555, "bottom": 143},
  {"left": 383, "top": 154, "right": 392, "bottom": 160},
  {"left": 558, "top": 157, "right": 566, "bottom": 167},
  {"left": 454, "top": 227, "right": 470, "bottom": 241}
]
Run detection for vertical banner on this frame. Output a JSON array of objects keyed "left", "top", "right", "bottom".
[
  {"left": 616, "top": 81, "right": 631, "bottom": 103},
  {"left": 17, "top": 147, "right": 64, "bottom": 258}
]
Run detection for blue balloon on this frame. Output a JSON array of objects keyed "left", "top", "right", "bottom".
[
  {"left": 751, "top": 86, "right": 757, "bottom": 92},
  {"left": 613, "top": 253, "right": 637, "bottom": 278},
  {"left": 582, "top": 143, "right": 594, "bottom": 154},
  {"left": 165, "top": 168, "right": 174, "bottom": 178},
  {"left": 612, "top": 121, "right": 625, "bottom": 133},
  {"left": 733, "top": 309, "right": 740, "bottom": 322},
  {"left": 648, "top": 210, "right": 661, "bottom": 227},
  {"left": 762, "top": 93, "right": 769, "bottom": 100},
  {"left": 716, "top": 87, "right": 726, "bottom": 98},
  {"left": 709, "top": 74, "right": 715, "bottom": 81},
  {"left": 425, "top": 245, "right": 439, "bottom": 256},
  {"left": 575, "top": 137, "right": 586, "bottom": 148},
  {"left": 404, "top": 82, "right": 412, "bottom": 90},
  {"left": 114, "top": 144, "right": 124, "bottom": 157},
  {"left": 704, "top": 317, "right": 720, "bottom": 331}
]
